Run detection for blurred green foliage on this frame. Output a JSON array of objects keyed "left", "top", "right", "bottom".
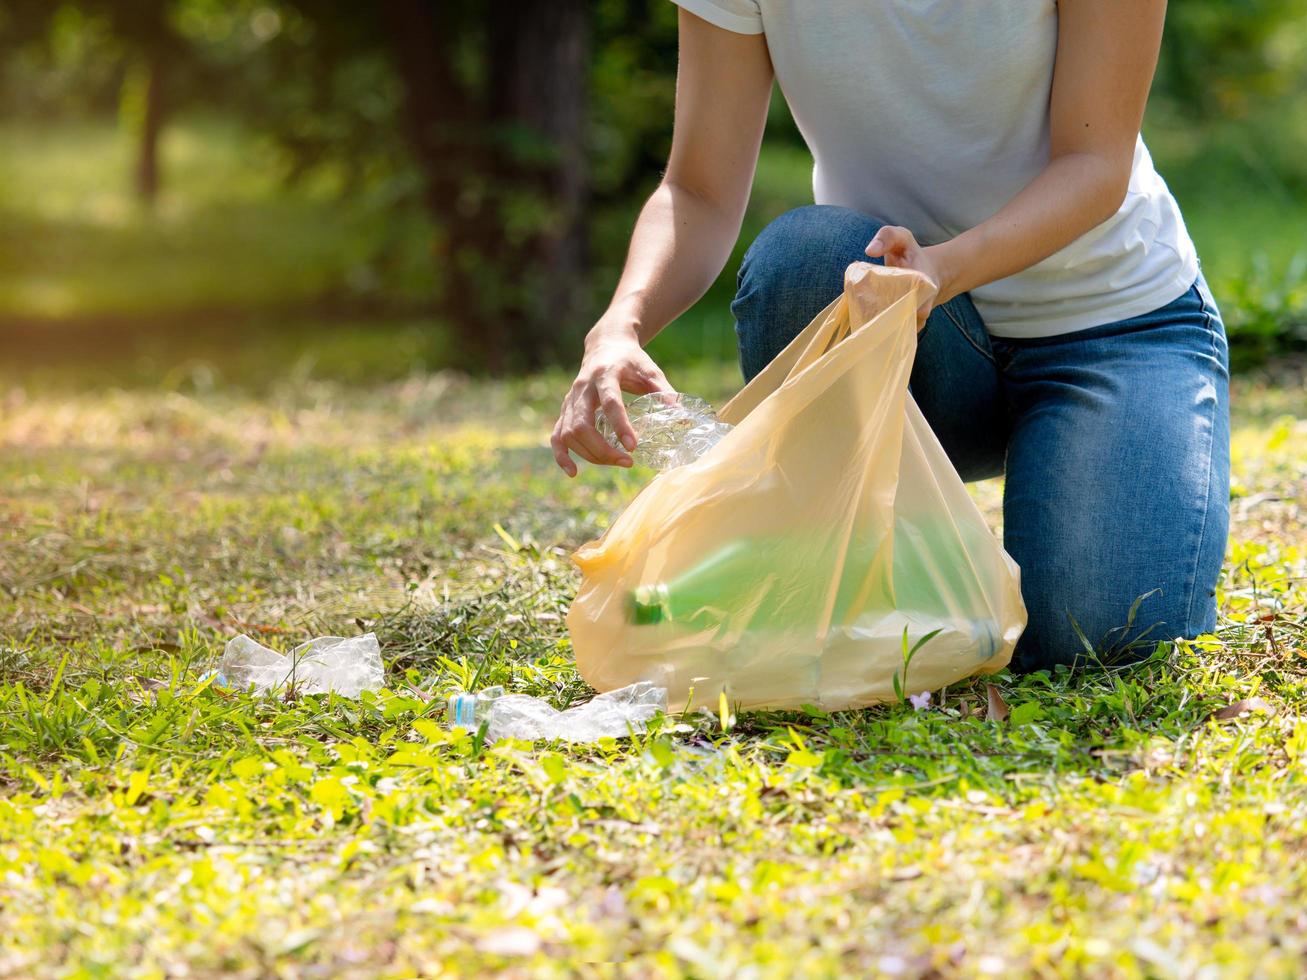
[
  {"left": 1156, "top": 0, "right": 1307, "bottom": 123},
  {"left": 0, "top": 0, "right": 1304, "bottom": 371}
]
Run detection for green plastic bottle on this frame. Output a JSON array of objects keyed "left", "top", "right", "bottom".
[
  {"left": 630, "top": 539, "right": 765, "bottom": 625},
  {"left": 628, "top": 521, "right": 985, "bottom": 629}
]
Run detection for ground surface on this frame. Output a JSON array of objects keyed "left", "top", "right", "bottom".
[{"left": 1, "top": 362, "right": 1305, "bottom": 978}]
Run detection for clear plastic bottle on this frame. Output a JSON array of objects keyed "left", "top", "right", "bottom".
[
  {"left": 446, "top": 683, "right": 668, "bottom": 743},
  {"left": 447, "top": 686, "right": 504, "bottom": 730},
  {"left": 596, "top": 393, "right": 732, "bottom": 471}
]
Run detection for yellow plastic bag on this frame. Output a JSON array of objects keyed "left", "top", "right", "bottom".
[{"left": 567, "top": 263, "right": 1026, "bottom": 710}]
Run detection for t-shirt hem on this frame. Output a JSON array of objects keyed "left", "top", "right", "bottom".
[
  {"left": 669, "top": 0, "right": 764, "bottom": 34},
  {"left": 979, "top": 261, "right": 1199, "bottom": 339}
]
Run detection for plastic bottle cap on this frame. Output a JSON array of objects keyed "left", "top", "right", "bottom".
[
  {"left": 630, "top": 584, "right": 669, "bottom": 625},
  {"left": 199, "top": 669, "right": 229, "bottom": 689}
]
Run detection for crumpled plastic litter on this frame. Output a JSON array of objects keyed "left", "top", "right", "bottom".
[
  {"left": 597, "top": 393, "right": 732, "bottom": 471},
  {"left": 447, "top": 686, "right": 504, "bottom": 729},
  {"left": 448, "top": 681, "right": 667, "bottom": 743},
  {"left": 215, "top": 632, "right": 384, "bottom": 697}
]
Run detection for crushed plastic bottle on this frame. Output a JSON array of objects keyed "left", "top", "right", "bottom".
[
  {"left": 597, "top": 393, "right": 732, "bottom": 471},
  {"left": 447, "top": 686, "right": 504, "bottom": 730},
  {"left": 215, "top": 633, "right": 385, "bottom": 698},
  {"left": 488, "top": 681, "right": 667, "bottom": 743},
  {"left": 446, "top": 681, "right": 667, "bottom": 743}
]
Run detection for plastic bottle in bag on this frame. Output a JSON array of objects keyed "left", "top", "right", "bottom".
[
  {"left": 629, "top": 524, "right": 992, "bottom": 633},
  {"left": 596, "top": 393, "right": 732, "bottom": 471},
  {"left": 630, "top": 535, "right": 1000, "bottom": 666}
]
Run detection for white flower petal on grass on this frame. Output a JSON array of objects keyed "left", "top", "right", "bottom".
[
  {"left": 878, "top": 954, "right": 909, "bottom": 974},
  {"left": 909, "top": 691, "right": 932, "bottom": 710},
  {"left": 475, "top": 926, "right": 542, "bottom": 957}
]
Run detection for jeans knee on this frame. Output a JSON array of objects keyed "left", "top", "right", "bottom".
[
  {"left": 733, "top": 205, "right": 883, "bottom": 379},
  {"left": 737, "top": 205, "right": 881, "bottom": 294},
  {"left": 1012, "top": 581, "right": 1207, "bottom": 673}
]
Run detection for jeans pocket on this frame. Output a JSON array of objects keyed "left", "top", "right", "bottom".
[{"left": 941, "top": 302, "right": 997, "bottom": 366}]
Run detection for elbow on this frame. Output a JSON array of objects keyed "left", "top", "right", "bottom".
[
  {"left": 662, "top": 172, "right": 747, "bottom": 225},
  {"left": 1054, "top": 149, "right": 1133, "bottom": 228},
  {"left": 1096, "top": 172, "right": 1130, "bottom": 225},
  {"left": 1089, "top": 155, "right": 1132, "bottom": 227}
]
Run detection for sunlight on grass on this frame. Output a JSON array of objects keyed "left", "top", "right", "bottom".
[
  {"left": 9, "top": 280, "right": 80, "bottom": 319},
  {"left": 1, "top": 366, "right": 1304, "bottom": 976}
]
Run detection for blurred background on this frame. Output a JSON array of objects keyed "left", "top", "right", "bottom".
[{"left": 1, "top": 0, "right": 1305, "bottom": 388}]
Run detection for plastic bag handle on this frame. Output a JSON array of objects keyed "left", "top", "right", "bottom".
[
  {"left": 719, "top": 294, "right": 843, "bottom": 425},
  {"left": 719, "top": 263, "right": 918, "bottom": 426},
  {"left": 786, "top": 298, "right": 846, "bottom": 377},
  {"left": 797, "top": 264, "right": 919, "bottom": 379}
]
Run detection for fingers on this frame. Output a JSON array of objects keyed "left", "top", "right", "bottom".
[
  {"left": 627, "top": 353, "right": 673, "bottom": 396},
  {"left": 596, "top": 377, "right": 636, "bottom": 452},
  {"left": 554, "top": 423, "right": 630, "bottom": 474},
  {"left": 551, "top": 383, "right": 632, "bottom": 476},
  {"left": 551, "top": 348, "right": 673, "bottom": 476},
  {"left": 550, "top": 426, "right": 578, "bottom": 477},
  {"left": 571, "top": 420, "right": 633, "bottom": 468},
  {"left": 865, "top": 225, "right": 917, "bottom": 265}
]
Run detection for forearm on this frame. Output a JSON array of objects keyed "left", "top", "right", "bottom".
[
  {"left": 552, "top": 12, "right": 769, "bottom": 475},
  {"left": 590, "top": 180, "right": 743, "bottom": 350},
  {"left": 930, "top": 152, "right": 1128, "bottom": 304}
]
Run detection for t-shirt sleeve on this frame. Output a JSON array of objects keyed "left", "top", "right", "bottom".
[{"left": 669, "top": 0, "right": 763, "bottom": 35}]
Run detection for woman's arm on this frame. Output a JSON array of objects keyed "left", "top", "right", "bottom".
[
  {"left": 551, "top": 12, "right": 773, "bottom": 476},
  {"left": 867, "top": 0, "right": 1169, "bottom": 321}
]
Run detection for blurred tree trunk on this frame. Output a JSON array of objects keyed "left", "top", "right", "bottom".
[
  {"left": 102, "top": 0, "right": 178, "bottom": 207},
  {"left": 382, "top": 0, "right": 590, "bottom": 370},
  {"left": 135, "top": 56, "right": 165, "bottom": 205},
  {"left": 489, "top": 0, "right": 590, "bottom": 366}
]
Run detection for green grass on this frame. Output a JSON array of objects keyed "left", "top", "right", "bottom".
[
  {"left": 1, "top": 362, "right": 1305, "bottom": 977},
  {"left": 2, "top": 110, "right": 1306, "bottom": 976}
]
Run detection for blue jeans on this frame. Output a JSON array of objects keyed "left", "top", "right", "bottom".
[{"left": 732, "top": 205, "right": 1230, "bottom": 673}]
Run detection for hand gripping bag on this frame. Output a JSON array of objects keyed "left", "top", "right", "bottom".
[{"left": 567, "top": 263, "right": 1026, "bottom": 710}]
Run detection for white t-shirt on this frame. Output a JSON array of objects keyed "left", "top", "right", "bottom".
[{"left": 673, "top": 0, "right": 1199, "bottom": 338}]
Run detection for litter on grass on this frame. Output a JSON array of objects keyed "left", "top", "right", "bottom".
[
  {"left": 448, "top": 681, "right": 667, "bottom": 743},
  {"left": 211, "top": 637, "right": 663, "bottom": 742},
  {"left": 210, "top": 631, "right": 664, "bottom": 742},
  {"left": 212, "top": 632, "right": 384, "bottom": 697}
]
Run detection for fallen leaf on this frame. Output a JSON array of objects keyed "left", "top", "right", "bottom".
[
  {"left": 1211, "top": 697, "right": 1275, "bottom": 722},
  {"left": 986, "top": 684, "right": 1009, "bottom": 722},
  {"left": 232, "top": 619, "right": 293, "bottom": 635}
]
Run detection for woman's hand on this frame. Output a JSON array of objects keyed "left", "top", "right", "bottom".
[
  {"left": 550, "top": 12, "right": 770, "bottom": 478},
  {"left": 864, "top": 226, "right": 948, "bottom": 328},
  {"left": 551, "top": 320, "right": 673, "bottom": 477}
]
